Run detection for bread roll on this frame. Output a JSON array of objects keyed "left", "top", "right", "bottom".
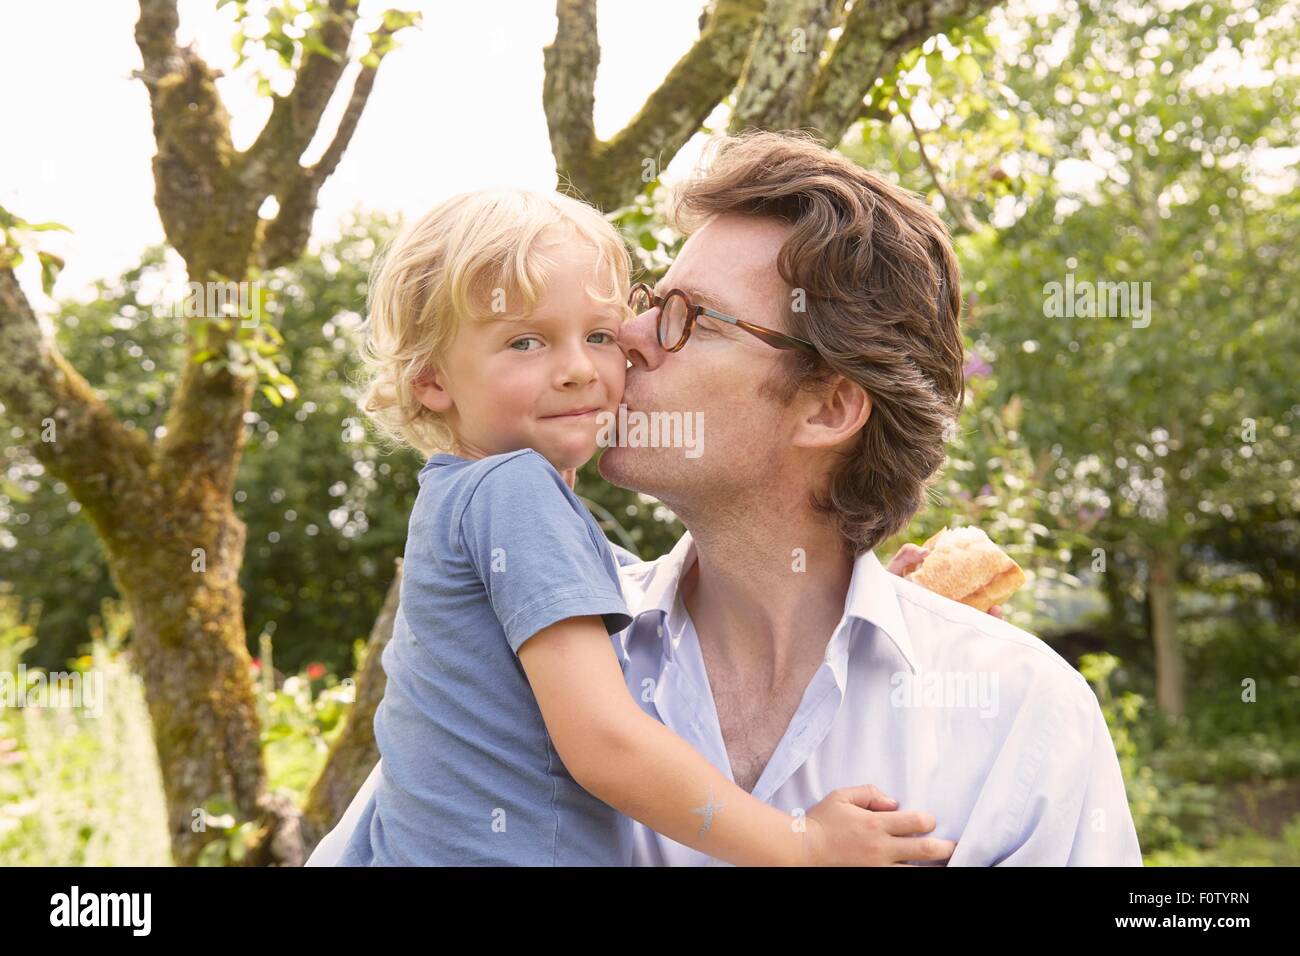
[{"left": 904, "top": 526, "right": 1025, "bottom": 612}]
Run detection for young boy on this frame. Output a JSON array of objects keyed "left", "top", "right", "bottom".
[{"left": 332, "top": 188, "right": 900, "bottom": 865}]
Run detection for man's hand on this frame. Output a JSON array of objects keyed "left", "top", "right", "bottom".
[{"left": 886, "top": 543, "right": 1003, "bottom": 619}]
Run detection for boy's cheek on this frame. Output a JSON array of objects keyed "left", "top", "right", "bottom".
[{"left": 603, "top": 356, "right": 628, "bottom": 396}]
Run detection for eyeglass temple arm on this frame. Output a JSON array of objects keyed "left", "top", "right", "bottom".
[
  {"left": 702, "top": 306, "right": 816, "bottom": 352},
  {"left": 698, "top": 305, "right": 737, "bottom": 326}
]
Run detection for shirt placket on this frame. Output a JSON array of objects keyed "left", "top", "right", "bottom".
[
  {"left": 651, "top": 608, "right": 745, "bottom": 866},
  {"left": 654, "top": 621, "right": 733, "bottom": 785},
  {"left": 667, "top": 615, "right": 851, "bottom": 864},
  {"left": 750, "top": 667, "right": 844, "bottom": 805},
  {"left": 746, "top": 620, "right": 853, "bottom": 805}
]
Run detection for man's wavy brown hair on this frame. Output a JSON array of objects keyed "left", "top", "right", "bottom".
[{"left": 673, "top": 131, "right": 965, "bottom": 555}]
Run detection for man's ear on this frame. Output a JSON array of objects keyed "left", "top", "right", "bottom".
[
  {"left": 411, "top": 365, "right": 454, "bottom": 414},
  {"left": 792, "top": 375, "right": 871, "bottom": 450}
]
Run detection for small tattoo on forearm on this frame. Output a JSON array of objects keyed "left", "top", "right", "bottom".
[{"left": 690, "top": 788, "right": 726, "bottom": 835}]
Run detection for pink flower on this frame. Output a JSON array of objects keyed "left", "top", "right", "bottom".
[
  {"left": 306, "top": 662, "right": 327, "bottom": 680},
  {"left": 0, "top": 739, "right": 21, "bottom": 766},
  {"left": 963, "top": 354, "right": 993, "bottom": 379}
]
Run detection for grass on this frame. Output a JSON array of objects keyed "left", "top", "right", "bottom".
[
  {"left": 2, "top": 599, "right": 1296, "bottom": 866},
  {"left": 1145, "top": 813, "right": 1300, "bottom": 866}
]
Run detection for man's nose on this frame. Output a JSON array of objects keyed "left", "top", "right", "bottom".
[{"left": 618, "top": 306, "right": 668, "bottom": 371}]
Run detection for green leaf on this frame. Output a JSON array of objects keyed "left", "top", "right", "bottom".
[
  {"left": 301, "top": 32, "right": 342, "bottom": 62},
  {"left": 926, "top": 50, "right": 944, "bottom": 79},
  {"left": 38, "top": 251, "right": 64, "bottom": 296},
  {"left": 955, "top": 54, "right": 981, "bottom": 86},
  {"left": 382, "top": 8, "right": 422, "bottom": 31}
]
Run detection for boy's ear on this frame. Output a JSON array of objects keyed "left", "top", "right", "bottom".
[{"left": 411, "top": 365, "right": 454, "bottom": 414}]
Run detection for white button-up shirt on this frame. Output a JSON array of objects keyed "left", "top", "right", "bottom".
[
  {"left": 617, "top": 532, "right": 1143, "bottom": 866},
  {"left": 308, "top": 531, "right": 1143, "bottom": 866}
]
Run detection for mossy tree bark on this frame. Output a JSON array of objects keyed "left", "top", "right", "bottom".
[
  {"left": 543, "top": 0, "right": 769, "bottom": 211},
  {"left": 543, "top": 0, "right": 1002, "bottom": 211},
  {"left": 0, "top": 0, "right": 402, "bottom": 865}
]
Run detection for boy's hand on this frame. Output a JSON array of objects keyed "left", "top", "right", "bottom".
[
  {"left": 886, "top": 542, "right": 930, "bottom": 577},
  {"left": 801, "top": 786, "right": 956, "bottom": 866},
  {"left": 885, "top": 544, "right": 1003, "bottom": 619}
]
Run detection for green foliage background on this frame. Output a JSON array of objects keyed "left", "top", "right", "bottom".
[{"left": 1, "top": 0, "right": 1297, "bottom": 865}]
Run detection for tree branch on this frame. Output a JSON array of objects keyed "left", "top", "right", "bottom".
[
  {"left": 859, "top": 100, "right": 894, "bottom": 124},
  {"left": 133, "top": 0, "right": 401, "bottom": 485},
  {"left": 542, "top": 0, "right": 599, "bottom": 172},
  {"left": 240, "top": 0, "right": 360, "bottom": 197},
  {"left": 135, "top": 0, "right": 259, "bottom": 279},
  {"left": 543, "top": 0, "right": 767, "bottom": 210},
  {"left": 134, "top": 0, "right": 181, "bottom": 77},
  {"left": 0, "top": 268, "right": 159, "bottom": 558},
  {"left": 134, "top": 0, "right": 259, "bottom": 494},
  {"left": 257, "top": 50, "right": 381, "bottom": 270},
  {"left": 903, "top": 107, "right": 978, "bottom": 231},
  {"left": 730, "top": 0, "right": 845, "bottom": 133},
  {"left": 804, "top": 0, "right": 1000, "bottom": 146}
]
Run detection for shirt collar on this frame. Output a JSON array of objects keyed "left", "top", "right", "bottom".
[
  {"left": 840, "top": 544, "right": 921, "bottom": 677},
  {"left": 621, "top": 531, "right": 698, "bottom": 663},
  {"left": 620, "top": 531, "right": 919, "bottom": 677}
]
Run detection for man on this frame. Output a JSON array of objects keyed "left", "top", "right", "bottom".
[
  {"left": 310, "top": 131, "right": 1142, "bottom": 866},
  {"left": 601, "top": 131, "right": 1139, "bottom": 866}
]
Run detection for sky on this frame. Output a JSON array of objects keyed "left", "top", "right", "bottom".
[
  {"left": 1, "top": 0, "right": 722, "bottom": 303},
  {"left": 4, "top": 0, "right": 1293, "bottom": 308}
]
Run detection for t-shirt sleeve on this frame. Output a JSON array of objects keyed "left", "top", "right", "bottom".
[
  {"left": 609, "top": 541, "right": 643, "bottom": 567},
  {"left": 457, "top": 453, "right": 632, "bottom": 654}
]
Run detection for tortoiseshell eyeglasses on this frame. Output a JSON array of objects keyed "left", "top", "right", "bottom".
[{"left": 628, "top": 282, "right": 818, "bottom": 354}]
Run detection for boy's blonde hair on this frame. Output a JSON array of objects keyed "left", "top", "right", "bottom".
[{"left": 357, "top": 188, "right": 632, "bottom": 456}]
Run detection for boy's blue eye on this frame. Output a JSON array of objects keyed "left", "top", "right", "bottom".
[
  {"left": 587, "top": 331, "right": 616, "bottom": 345},
  {"left": 509, "top": 337, "right": 541, "bottom": 351}
]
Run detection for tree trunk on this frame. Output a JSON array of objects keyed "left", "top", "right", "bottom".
[
  {"left": 1148, "top": 540, "right": 1185, "bottom": 719},
  {"left": 1, "top": 0, "right": 408, "bottom": 865},
  {"left": 115, "top": 466, "right": 301, "bottom": 864},
  {"left": 300, "top": 560, "right": 402, "bottom": 853}
]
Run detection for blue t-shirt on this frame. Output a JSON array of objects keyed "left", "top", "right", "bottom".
[{"left": 337, "top": 449, "right": 634, "bottom": 865}]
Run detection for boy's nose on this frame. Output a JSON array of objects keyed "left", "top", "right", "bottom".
[
  {"left": 559, "top": 344, "right": 599, "bottom": 387},
  {"left": 618, "top": 306, "right": 668, "bottom": 371}
]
